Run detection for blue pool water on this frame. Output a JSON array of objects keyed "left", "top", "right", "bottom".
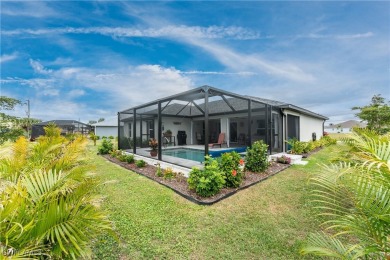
[{"left": 161, "top": 147, "right": 247, "bottom": 163}]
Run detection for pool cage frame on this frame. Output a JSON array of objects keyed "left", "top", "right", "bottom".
[{"left": 118, "top": 85, "right": 286, "bottom": 162}]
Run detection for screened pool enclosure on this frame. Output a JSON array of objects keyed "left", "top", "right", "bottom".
[{"left": 117, "top": 86, "right": 299, "bottom": 167}]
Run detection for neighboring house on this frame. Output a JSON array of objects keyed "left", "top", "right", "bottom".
[
  {"left": 118, "top": 86, "right": 328, "bottom": 166},
  {"left": 31, "top": 120, "right": 91, "bottom": 139},
  {"left": 92, "top": 117, "right": 119, "bottom": 138},
  {"left": 325, "top": 120, "right": 367, "bottom": 133}
]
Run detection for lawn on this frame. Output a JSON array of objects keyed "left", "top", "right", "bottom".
[{"left": 89, "top": 142, "right": 348, "bottom": 259}]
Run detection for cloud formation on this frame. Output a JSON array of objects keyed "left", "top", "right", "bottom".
[
  {"left": 2, "top": 25, "right": 261, "bottom": 40},
  {"left": 0, "top": 53, "right": 18, "bottom": 63}
]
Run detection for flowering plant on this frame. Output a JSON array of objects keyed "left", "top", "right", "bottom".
[
  {"left": 276, "top": 155, "right": 291, "bottom": 164},
  {"left": 220, "top": 152, "right": 243, "bottom": 188},
  {"left": 149, "top": 138, "right": 158, "bottom": 150}
]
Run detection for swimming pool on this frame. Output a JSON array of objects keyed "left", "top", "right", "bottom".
[{"left": 161, "top": 147, "right": 247, "bottom": 163}]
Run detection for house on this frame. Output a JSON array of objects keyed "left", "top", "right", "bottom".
[
  {"left": 118, "top": 86, "right": 328, "bottom": 167},
  {"left": 92, "top": 117, "right": 118, "bottom": 138},
  {"left": 325, "top": 120, "right": 366, "bottom": 133},
  {"left": 31, "top": 120, "right": 91, "bottom": 139}
]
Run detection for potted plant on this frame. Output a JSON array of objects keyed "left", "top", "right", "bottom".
[
  {"left": 149, "top": 138, "right": 158, "bottom": 157},
  {"left": 164, "top": 129, "right": 172, "bottom": 137}
]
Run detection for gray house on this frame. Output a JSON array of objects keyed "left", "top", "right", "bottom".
[
  {"left": 118, "top": 86, "right": 328, "bottom": 167},
  {"left": 31, "top": 120, "right": 91, "bottom": 139}
]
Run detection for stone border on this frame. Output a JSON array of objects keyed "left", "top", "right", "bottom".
[{"left": 103, "top": 155, "right": 291, "bottom": 205}]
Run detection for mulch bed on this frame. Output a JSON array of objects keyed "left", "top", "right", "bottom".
[{"left": 103, "top": 155, "right": 291, "bottom": 205}]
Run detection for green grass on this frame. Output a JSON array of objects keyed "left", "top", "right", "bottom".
[{"left": 88, "top": 142, "right": 349, "bottom": 259}]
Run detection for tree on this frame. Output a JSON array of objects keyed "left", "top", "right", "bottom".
[
  {"left": 353, "top": 94, "right": 390, "bottom": 133},
  {"left": 98, "top": 118, "right": 105, "bottom": 122},
  {"left": 0, "top": 96, "right": 22, "bottom": 110},
  {"left": 0, "top": 125, "right": 113, "bottom": 258},
  {"left": 301, "top": 129, "right": 390, "bottom": 259},
  {"left": 0, "top": 96, "right": 24, "bottom": 144},
  {"left": 88, "top": 120, "right": 97, "bottom": 124}
]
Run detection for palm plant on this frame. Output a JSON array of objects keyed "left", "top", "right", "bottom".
[
  {"left": 0, "top": 125, "right": 113, "bottom": 259},
  {"left": 301, "top": 129, "right": 390, "bottom": 259}
]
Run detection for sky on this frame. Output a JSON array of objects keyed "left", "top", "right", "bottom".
[{"left": 1, "top": 1, "right": 389, "bottom": 125}]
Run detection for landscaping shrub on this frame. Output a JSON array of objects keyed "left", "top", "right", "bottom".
[
  {"left": 188, "top": 156, "right": 225, "bottom": 197},
  {"left": 287, "top": 138, "right": 306, "bottom": 154},
  {"left": 245, "top": 140, "right": 269, "bottom": 172},
  {"left": 110, "top": 149, "right": 122, "bottom": 158},
  {"left": 156, "top": 163, "right": 163, "bottom": 177},
  {"left": 163, "top": 167, "right": 176, "bottom": 179},
  {"left": 98, "top": 138, "right": 114, "bottom": 154},
  {"left": 108, "top": 136, "right": 114, "bottom": 139},
  {"left": 301, "top": 129, "right": 390, "bottom": 259},
  {"left": 135, "top": 159, "right": 146, "bottom": 168},
  {"left": 320, "top": 135, "right": 337, "bottom": 145},
  {"left": 0, "top": 125, "right": 112, "bottom": 259},
  {"left": 220, "top": 151, "right": 244, "bottom": 188},
  {"left": 303, "top": 141, "right": 314, "bottom": 153},
  {"left": 118, "top": 154, "right": 134, "bottom": 163}
]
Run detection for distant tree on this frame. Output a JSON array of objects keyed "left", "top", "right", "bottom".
[
  {"left": 0, "top": 96, "right": 22, "bottom": 110},
  {"left": 89, "top": 120, "right": 97, "bottom": 124},
  {"left": 0, "top": 96, "right": 24, "bottom": 144},
  {"left": 352, "top": 94, "right": 390, "bottom": 133},
  {"left": 98, "top": 118, "right": 105, "bottom": 122}
]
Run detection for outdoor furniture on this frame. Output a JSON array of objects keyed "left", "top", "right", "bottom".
[
  {"left": 163, "top": 135, "right": 176, "bottom": 147},
  {"left": 238, "top": 133, "right": 246, "bottom": 145},
  {"left": 196, "top": 132, "right": 204, "bottom": 144},
  {"left": 208, "top": 133, "right": 225, "bottom": 148}
]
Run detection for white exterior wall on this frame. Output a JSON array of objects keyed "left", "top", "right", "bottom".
[
  {"left": 158, "top": 117, "right": 192, "bottom": 144},
  {"left": 284, "top": 110, "right": 324, "bottom": 142},
  {"left": 325, "top": 127, "right": 351, "bottom": 133},
  {"left": 95, "top": 126, "right": 118, "bottom": 138}
]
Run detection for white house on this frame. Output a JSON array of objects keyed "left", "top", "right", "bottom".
[
  {"left": 117, "top": 86, "right": 328, "bottom": 167},
  {"left": 324, "top": 120, "right": 366, "bottom": 134},
  {"left": 92, "top": 117, "right": 118, "bottom": 138}
]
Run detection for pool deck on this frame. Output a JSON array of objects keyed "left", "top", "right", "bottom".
[
  {"left": 124, "top": 145, "right": 306, "bottom": 177},
  {"left": 124, "top": 145, "right": 245, "bottom": 176}
]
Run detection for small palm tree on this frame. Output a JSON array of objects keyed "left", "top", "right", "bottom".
[
  {"left": 0, "top": 125, "right": 113, "bottom": 259},
  {"left": 301, "top": 129, "right": 390, "bottom": 259}
]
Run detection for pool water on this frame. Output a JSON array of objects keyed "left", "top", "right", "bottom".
[{"left": 161, "top": 147, "right": 247, "bottom": 163}]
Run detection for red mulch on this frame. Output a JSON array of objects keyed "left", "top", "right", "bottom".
[{"left": 102, "top": 155, "right": 291, "bottom": 205}]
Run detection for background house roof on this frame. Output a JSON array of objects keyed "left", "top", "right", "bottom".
[
  {"left": 33, "top": 120, "right": 89, "bottom": 126},
  {"left": 325, "top": 120, "right": 367, "bottom": 129},
  {"left": 92, "top": 117, "right": 118, "bottom": 127}
]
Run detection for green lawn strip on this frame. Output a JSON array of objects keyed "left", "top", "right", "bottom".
[{"left": 89, "top": 142, "right": 347, "bottom": 259}]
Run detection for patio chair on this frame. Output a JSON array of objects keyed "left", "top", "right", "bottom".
[{"left": 208, "top": 132, "right": 225, "bottom": 148}]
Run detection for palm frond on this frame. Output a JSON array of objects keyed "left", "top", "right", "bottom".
[{"left": 301, "top": 232, "right": 360, "bottom": 259}]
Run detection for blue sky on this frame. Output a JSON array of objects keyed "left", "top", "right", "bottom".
[{"left": 1, "top": 1, "right": 389, "bottom": 124}]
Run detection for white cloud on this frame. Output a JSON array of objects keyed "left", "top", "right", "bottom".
[
  {"left": 297, "top": 32, "right": 374, "bottom": 40},
  {"left": 0, "top": 53, "right": 18, "bottom": 63},
  {"left": 29, "top": 59, "right": 53, "bottom": 75},
  {"left": 181, "top": 71, "right": 257, "bottom": 76},
  {"left": 2, "top": 25, "right": 261, "bottom": 40},
  {"left": 1, "top": 2, "right": 58, "bottom": 18},
  {"left": 68, "top": 89, "right": 85, "bottom": 97},
  {"left": 1, "top": 63, "right": 194, "bottom": 120}
]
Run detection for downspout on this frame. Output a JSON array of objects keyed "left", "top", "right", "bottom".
[
  {"left": 322, "top": 119, "right": 326, "bottom": 137},
  {"left": 281, "top": 108, "right": 287, "bottom": 152},
  {"left": 117, "top": 112, "right": 121, "bottom": 150}
]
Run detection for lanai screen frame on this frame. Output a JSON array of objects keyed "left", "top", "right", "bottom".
[{"left": 118, "top": 85, "right": 278, "bottom": 161}]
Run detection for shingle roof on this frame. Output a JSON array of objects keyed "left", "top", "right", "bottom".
[
  {"left": 33, "top": 120, "right": 89, "bottom": 126},
  {"left": 325, "top": 120, "right": 366, "bottom": 129}
]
